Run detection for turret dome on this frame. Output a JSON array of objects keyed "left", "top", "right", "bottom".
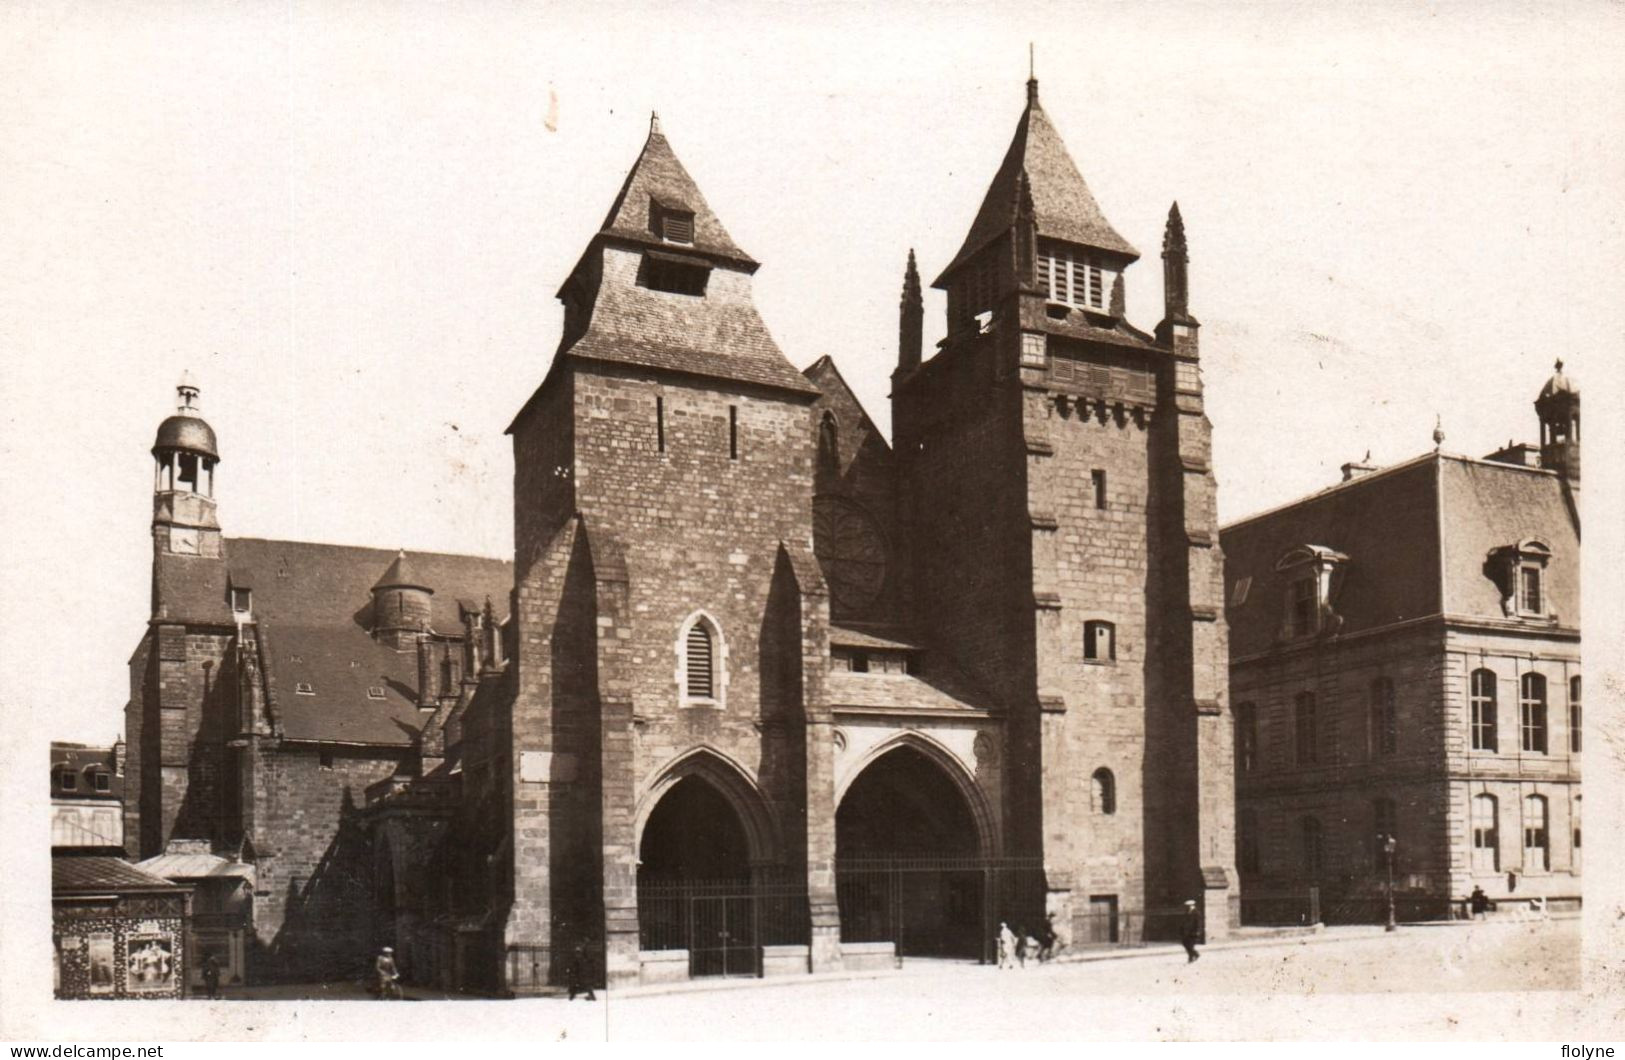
[{"left": 152, "top": 414, "right": 219, "bottom": 460}]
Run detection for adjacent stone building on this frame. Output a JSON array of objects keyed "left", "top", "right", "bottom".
[
  {"left": 112, "top": 80, "right": 1235, "bottom": 993},
  {"left": 1221, "top": 365, "right": 1581, "bottom": 922},
  {"left": 51, "top": 741, "right": 126, "bottom": 851}
]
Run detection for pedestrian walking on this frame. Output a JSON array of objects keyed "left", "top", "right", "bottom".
[
  {"left": 200, "top": 953, "right": 221, "bottom": 1000},
  {"left": 1037, "top": 913, "right": 1058, "bottom": 963},
  {"left": 567, "top": 940, "right": 597, "bottom": 1001},
  {"left": 997, "top": 921, "right": 1017, "bottom": 970},
  {"left": 374, "top": 946, "right": 401, "bottom": 1000},
  {"left": 1469, "top": 885, "right": 1490, "bottom": 921},
  {"left": 1180, "top": 899, "right": 1202, "bottom": 964},
  {"left": 1015, "top": 927, "right": 1029, "bottom": 968}
]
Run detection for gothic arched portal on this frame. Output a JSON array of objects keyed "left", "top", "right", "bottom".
[{"left": 835, "top": 744, "right": 988, "bottom": 959}]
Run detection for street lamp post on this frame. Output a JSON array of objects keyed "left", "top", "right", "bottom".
[{"left": 1383, "top": 835, "right": 1398, "bottom": 932}]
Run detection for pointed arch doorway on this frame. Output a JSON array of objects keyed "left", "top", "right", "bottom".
[
  {"left": 636, "top": 763, "right": 790, "bottom": 979},
  {"left": 835, "top": 742, "right": 991, "bottom": 959}
]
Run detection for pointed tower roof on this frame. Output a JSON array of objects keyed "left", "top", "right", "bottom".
[
  {"left": 593, "top": 113, "right": 757, "bottom": 270},
  {"left": 373, "top": 550, "right": 433, "bottom": 593},
  {"left": 934, "top": 80, "right": 1138, "bottom": 288}
]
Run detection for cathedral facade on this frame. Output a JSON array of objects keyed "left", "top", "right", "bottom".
[{"left": 121, "top": 79, "right": 1235, "bottom": 993}]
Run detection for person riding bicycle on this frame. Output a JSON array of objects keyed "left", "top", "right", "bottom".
[{"left": 375, "top": 946, "right": 401, "bottom": 999}]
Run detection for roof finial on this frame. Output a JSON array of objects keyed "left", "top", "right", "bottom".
[
  {"left": 1026, "top": 44, "right": 1039, "bottom": 105},
  {"left": 649, "top": 111, "right": 661, "bottom": 136},
  {"left": 1432, "top": 414, "right": 1445, "bottom": 451},
  {"left": 177, "top": 370, "right": 200, "bottom": 414},
  {"left": 1554, "top": 357, "right": 1564, "bottom": 373}
]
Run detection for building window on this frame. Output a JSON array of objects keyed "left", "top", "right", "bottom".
[
  {"left": 1373, "top": 798, "right": 1398, "bottom": 871},
  {"left": 1471, "top": 794, "right": 1499, "bottom": 873},
  {"left": 295, "top": 682, "right": 315, "bottom": 696},
  {"left": 93, "top": 771, "right": 111, "bottom": 793},
  {"left": 1520, "top": 673, "right": 1548, "bottom": 754},
  {"left": 1230, "top": 576, "right": 1252, "bottom": 609},
  {"left": 1522, "top": 794, "right": 1549, "bottom": 871},
  {"left": 1235, "top": 703, "right": 1257, "bottom": 774},
  {"left": 1037, "top": 241, "right": 1113, "bottom": 312},
  {"left": 656, "top": 396, "right": 666, "bottom": 453},
  {"left": 1275, "top": 545, "right": 1348, "bottom": 639},
  {"left": 728, "top": 404, "right": 739, "bottom": 460},
  {"left": 1091, "top": 768, "right": 1116, "bottom": 815},
  {"left": 1369, "top": 677, "right": 1397, "bottom": 757},
  {"left": 1091, "top": 469, "right": 1107, "bottom": 510},
  {"left": 318, "top": 751, "right": 334, "bottom": 770},
  {"left": 656, "top": 204, "right": 695, "bottom": 245},
  {"left": 367, "top": 686, "right": 386, "bottom": 701},
  {"left": 1573, "top": 795, "right": 1581, "bottom": 872},
  {"left": 1288, "top": 577, "right": 1316, "bottom": 637},
  {"left": 1294, "top": 692, "right": 1317, "bottom": 766},
  {"left": 637, "top": 252, "right": 710, "bottom": 296},
  {"left": 850, "top": 651, "right": 870, "bottom": 674},
  {"left": 1470, "top": 668, "right": 1498, "bottom": 752},
  {"left": 58, "top": 770, "right": 76, "bottom": 793},
  {"left": 1083, "top": 620, "right": 1116, "bottom": 662},
  {"left": 818, "top": 412, "right": 839, "bottom": 475},
  {"left": 1301, "top": 817, "right": 1324, "bottom": 877},
  {"left": 1569, "top": 675, "right": 1581, "bottom": 753},
  {"left": 1238, "top": 809, "right": 1260, "bottom": 874},
  {"left": 679, "top": 613, "right": 724, "bottom": 704},
  {"left": 231, "top": 588, "right": 252, "bottom": 615},
  {"left": 1518, "top": 565, "right": 1543, "bottom": 615}
]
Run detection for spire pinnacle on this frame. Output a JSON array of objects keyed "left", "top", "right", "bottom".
[
  {"left": 1026, "top": 44, "right": 1039, "bottom": 106},
  {"left": 898, "top": 249, "right": 924, "bottom": 372},
  {"left": 649, "top": 111, "right": 661, "bottom": 136},
  {"left": 1161, "top": 201, "right": 1190, "bottom": 322},
  {"left": 176, "top": 370, "right": 200, "bottom": 414},
  {"left": 902, "top": 248, "right": 922, "bottom": 305}
]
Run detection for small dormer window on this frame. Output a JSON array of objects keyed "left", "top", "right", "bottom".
[
  {"left": 1490, "top": 538, "right": 1552, "bottom": 619},
  {"left": 367, "top": 686, "right": 386, "bottom": 700},
  {"left": 58, "top": 769, "right": 76, "bottom": 793},
  {"left": 231, "top": 588, "right": 252, "bottom": 615},
  {"left": 295, "top": 682, "right": 315, "bottom": 696},
  {"left": 651, "top": 199, "right": 696, "bottom": 245},
  {"left": 93, "top": 771, "right": 111, "bottom": 793},
  {"left": 1275, "top": 545, "right": 1349, "bottom": 639},
  {"left": 1037, "top": 241, "right": 1115, "bottom": 313}
]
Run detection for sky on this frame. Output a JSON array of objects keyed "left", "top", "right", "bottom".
[{"left": 3, "top": 0, "right": 1623, "bottom": 749}]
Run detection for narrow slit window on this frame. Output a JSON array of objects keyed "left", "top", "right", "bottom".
[
  {"left": 1091, "top": 469, "right": 1107, "bottom": 510},
  {"left": 1083, "top": 620, "right": 1116, "bottom": 661},
  {"left": 1569, "top": 675, "right": 1581, "bottom": 753},
  {"left": 656, "top": 396, "right": 666, "bottom": 453},
  {"left": 729, "top": 405, "right": 739, "bottom": 460}
]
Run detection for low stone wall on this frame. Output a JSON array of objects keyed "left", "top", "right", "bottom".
[
  {"left": 638, "top": 949, "right": 689, "bottom": 985},
  {"left": 839, "top": 941, "right": 896, "bottom": 972},
  {"left": 761, "top": 944, "right": 810, "bottom": 977}
]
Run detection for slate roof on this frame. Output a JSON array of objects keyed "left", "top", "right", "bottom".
[
  {"left": 825, "top": 670, "right": 989, "bottom": 714},
  {"left": 1221, "top": 451, "right": 1578, "bottom": 660},
  {"left": 595, "top": 121, "right": 755, "bottom": 269},
  {"left": 224, "top": 539, "right": 510, "bottom": 747},
  {"left": 935, "top": 82, "right": 1138, "bottom": 288},
  {"left": 135, "top": 851, "right": 255, "bottom": 882},
  {"left": 549, "top": 124, "right": 820, "bottom": 400},
  {"left": 50, "top": 743, "right": 124, "bottom": 802},
  {"left": 53, "top": 855, "right": 182, "bottom": 894},
  {"left": 829, "top": 624, "right": 922, "bottom": 651}
]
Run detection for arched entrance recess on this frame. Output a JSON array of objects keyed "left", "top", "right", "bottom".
[
  {"left": 634, "top": 751, "right": 783, "bottom": 977},
  {"left": 835, "top": 739, "right": 995, "bottom": 959}
]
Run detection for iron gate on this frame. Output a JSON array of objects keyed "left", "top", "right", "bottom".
[
  {"left": 637, "top": 879, "right": 809, "bottom": 978},
  {"left": 835, "top": 856, "right": 1047, "bottom": 963}
]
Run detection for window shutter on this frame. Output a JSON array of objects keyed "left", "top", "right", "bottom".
[{"left": 686, "top": 624, "right": 713, "bottom": 697}]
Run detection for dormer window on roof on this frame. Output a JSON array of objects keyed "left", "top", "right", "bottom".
[
  {"left": 1489, "top": 538, "right": 1552, "bottom": 619},
  {"left": 367, "top": 686, "right": 386, "bottom": 700},
  {"left": 295, "top": 682, "right": 315, "bottom": 696},
  {"left": 652, "top": 199, "right": 695, "bottom": 245},
  {"left": 1275, "top": 545, "right": 1349, "bottom": 640},
  {"left": 1038, "top": 241, "right": 1115, "bottom": 313}
]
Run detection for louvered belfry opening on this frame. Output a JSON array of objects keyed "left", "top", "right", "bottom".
[{"left": 685, "top": 622, "right": 714, "bottom": 698}]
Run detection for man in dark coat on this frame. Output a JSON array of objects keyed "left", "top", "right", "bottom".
[
  {"left": 1469, "top": 885, "right": 1490, "bottom": 920},
  {"left": 200, "top": 953, "right": 221, "bottom": 1000},
  {"left": 567, "top": 940, "right": 597, "bottom": 1001},
  {"left": 1181, "top": 899, "right": 1202, "bottom": 963}
]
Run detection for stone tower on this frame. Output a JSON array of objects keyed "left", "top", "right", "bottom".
[
  {"left": 892, "top": 78, "right": 1235, "bottom": 939},
  {"left": 497, "top": 114, "right": 834, "bottom": 991},
  {"left": 128, "top": 373, "right": 238, "bottom": 858}
]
